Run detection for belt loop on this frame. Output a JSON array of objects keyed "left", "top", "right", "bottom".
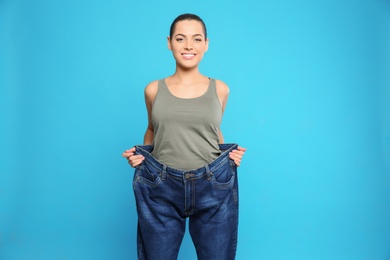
[
  {"left": 205, "top": 164, "right": 212, "bottom": 180},
  {"left": 205, "top": 164, "right": 210, "bottom": 174},
  {"left": 161, "top": 165, "right": 167, "bottom": 180}
]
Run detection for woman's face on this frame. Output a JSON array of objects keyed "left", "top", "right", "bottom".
[{"left": 168, "top": 20, "right": 209, "bottom": 69}]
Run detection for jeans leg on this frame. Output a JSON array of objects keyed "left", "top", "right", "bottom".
[
  {"left": 189, "top": 159, "right": 239, "bottom": 260},
  {"left": 136, "top": 216, "right": 186, "bottom": 260},
  {"left": 133, "top": 164, "right": 186, "bottom": 260}
]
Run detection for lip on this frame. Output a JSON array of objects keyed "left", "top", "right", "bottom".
[{"left": 182, "top": 53, "right": 196, "bottom": 60}]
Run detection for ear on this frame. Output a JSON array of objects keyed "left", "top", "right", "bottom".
[
  {"left": 205, "top": 38, "right": 209, "bottom": 52},
  {"left": 167, "top": 36, "right": 172, "bottom": 50}
]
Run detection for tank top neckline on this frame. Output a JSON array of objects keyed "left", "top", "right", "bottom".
[{"left": 161, "top": 78, "right": 212, "bottom": 100}]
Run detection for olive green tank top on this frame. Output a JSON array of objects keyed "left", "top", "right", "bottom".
[{"left": 151, "top": 78, "right": 222, "bottom": 170}]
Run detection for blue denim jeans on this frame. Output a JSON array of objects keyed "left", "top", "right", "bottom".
[{"left": 133, "top": 143, "right": 239, "bottom": 260}]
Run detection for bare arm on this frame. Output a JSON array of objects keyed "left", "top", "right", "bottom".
[
  {"left": 143, "top": 81, "right": 158, "bottom": 145},
  {"left": 215, "top": 79, "right": 229, "bottom": 115},
  {"left": 218, "top": 130, "right": 225, "bottom": 144},
  {"left": 216, "top": 80, "right": 247, "bottom": 166},
  {"left": 216, "top": 80, "right": 229, "bottom": 145},
  {"left": 122, "top": 81, "right": 158, "bottom": 167}
]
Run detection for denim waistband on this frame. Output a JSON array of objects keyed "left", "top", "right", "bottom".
[{"left": 135, "top": 143, "right": 238, "bottom": 178}]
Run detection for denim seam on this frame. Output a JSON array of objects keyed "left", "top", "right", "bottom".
[
  {"left": 210, "top": 174, "right": 235, "bottom": 190},
  {"left": 135, "top": 175, "right": 162, "bottom": 188}
]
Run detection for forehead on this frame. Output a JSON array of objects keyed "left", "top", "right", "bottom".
[{"left": 173, "top": 20, "right": 205, "bottom": 36}]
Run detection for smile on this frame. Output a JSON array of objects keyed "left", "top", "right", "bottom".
[{"left": 182, "top": 53, "right": 196, "bottom": 59}]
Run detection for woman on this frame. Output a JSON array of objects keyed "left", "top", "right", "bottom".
[{"left": 122, "top": 13, "right": 246, "bottom": 260}]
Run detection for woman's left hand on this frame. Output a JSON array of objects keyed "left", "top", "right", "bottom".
[{"left": 229, "top": 146, "right": 247, "bottom": 167}]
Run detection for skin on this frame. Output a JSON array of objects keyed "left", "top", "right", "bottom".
[{"left": 122, "top": 19, "right": 246, "bottom": 167}]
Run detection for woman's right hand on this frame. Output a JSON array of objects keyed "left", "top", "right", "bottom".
[{"left": 122, "top": 147, "right": 145, "bottom": 168}]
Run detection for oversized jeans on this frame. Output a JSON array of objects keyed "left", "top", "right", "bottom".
[{"left": 133, "top": 143, "right": 239, "bottom": 260}]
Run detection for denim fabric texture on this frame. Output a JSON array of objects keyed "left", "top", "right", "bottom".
[{"left": 133, "top": 143, "right": 239, "bottom": 260}]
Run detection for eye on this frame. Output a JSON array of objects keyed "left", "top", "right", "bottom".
[
  {"left": 194, "top": 38, "right": 203, "bottom": 42},
  {"left": 175, "top": 37, "right": 184, "bottom": 42}
]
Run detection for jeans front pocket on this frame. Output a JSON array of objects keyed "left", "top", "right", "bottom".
[
  {"left": 134, "top": 163, "right": 162, "bottom": 188},
  {"left": 209, "top": 158, "right": 236, "bottom": 190}
]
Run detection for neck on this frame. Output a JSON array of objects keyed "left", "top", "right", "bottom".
[{"left": 172, "top": 66, "right": 204, "bottom": 84}]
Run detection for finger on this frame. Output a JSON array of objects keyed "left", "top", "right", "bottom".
[
  {"left": 231, "top": 149, "right": 245, "bottom": 155},
  {"left": 122, "top": 147, "right": 137, "bottom": 157},
  {"left": 229, "top": 152, "right": 243, "bottom": 159},
  {"left": 123, "top": 152, "right": 134, "bottom": 158},
  {"left": 129, "top": 160, "right": 141, "bottom": 167},
  {"left": 129, "top": 155, "right": 144, "bottom": 165},
  {"left": 237, "top": 146, "right": 247, "bottom": 151},
  {"left": 229, "top": 152, "right": 243, "bottom": 167},
  {"left": 129, "top": 155, "right": 144, "bottom": 161},
  {"left": 130, "top": 158, "right": 144, "bottom": 167},
  {"left": 234, "top": 158, "right": 241, "bottom": 167}
]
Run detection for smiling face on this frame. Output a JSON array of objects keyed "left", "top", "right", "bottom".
[{"left": 168, "top": 19, "right": 209, "bottom": 70}]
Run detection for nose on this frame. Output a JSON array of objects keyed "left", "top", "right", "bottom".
[{"left": 184, "top": 41, "right": 193, "bottom": 50}]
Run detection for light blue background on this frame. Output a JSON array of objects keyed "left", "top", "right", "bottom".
[{"left": 1, "top": 0, "right": 390, "bottom": 259}]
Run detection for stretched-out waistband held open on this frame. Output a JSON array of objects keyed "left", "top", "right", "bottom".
[{"left": 135, "top": 143, "right": 238, "bottom": 178}]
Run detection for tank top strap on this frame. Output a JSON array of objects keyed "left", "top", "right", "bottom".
[
  {"left": 158, "top": 79, "right": 170, "bottom": 94},
  {"left": 209, "top": 78, "right": 217, "bottom": 98}
]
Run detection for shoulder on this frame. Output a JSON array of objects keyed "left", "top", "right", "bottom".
[
  {"left": 144, "top": 80, "right": 160, "bottom": 106},
  {"left": 213, "top": 79, "right": 230, "bottom": 109},
  {"left": 144, "top": 80, "right": 159, "bottom": 100},
  {"left": 214, "top": 79, "right": 230, "bottom": 98},
  {"left": 144, "top": 80, "right": 159, "bottom": 97}
]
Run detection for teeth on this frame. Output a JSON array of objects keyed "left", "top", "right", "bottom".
[{"left": 183, "top": 54, "right": 195, "bottom": 57}]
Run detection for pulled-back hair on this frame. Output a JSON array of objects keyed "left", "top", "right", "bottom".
[{"left": 169, "top": 13, "right": 207, "bottom": 39}]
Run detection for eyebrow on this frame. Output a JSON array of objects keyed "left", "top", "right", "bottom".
[{"left": 174, "top": 33, "right": 204, "bottom": 38}]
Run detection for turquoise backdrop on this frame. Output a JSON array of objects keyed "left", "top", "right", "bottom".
[{"left": 1, "top": 0, "right": 390, "bottom": 259}]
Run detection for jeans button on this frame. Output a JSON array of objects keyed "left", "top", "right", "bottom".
[{"left": 185, "top": 173, "right": 195, "bottom": 179}]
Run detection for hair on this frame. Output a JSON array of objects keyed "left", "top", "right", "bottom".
[{"left": 169, "top": 13, "right": 207, "bottom": 40}]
